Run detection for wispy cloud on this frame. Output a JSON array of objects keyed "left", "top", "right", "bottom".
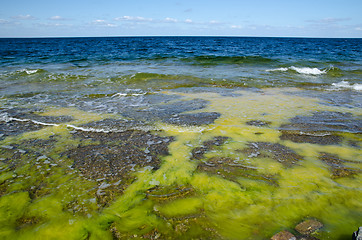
[
  {"left": 230, "top": 25, "right": 243, "bottom": 29},
  {"left": 164, "top": 17, "right": 178, "bottom": 23},
  {"left": 37, "top": 22, "right": 72, "bottom": 27},
  {"left": 114, "top": 16, "right": 153, "bottom": 22},
  {"left": 91, "top": 19, "right": 117, "bottom": 27},
  {"left": 12, "top": 14, "right": 37, "bottom": 20},
  {"left": 306, "top": 17, "right": 351, "bottom": 24},
  {"left": 0, "top": 19, "right": 11, "bottom": 24},
  {"left": 184, "top": 19, "right": 193, "bottom": 24},
  {"left": 49, "top": 16, "right": 68, "bottom": 21}
]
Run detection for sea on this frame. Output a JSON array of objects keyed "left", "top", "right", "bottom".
[{"left": 0, "top": 37, "right": 361, "bottom": 239}]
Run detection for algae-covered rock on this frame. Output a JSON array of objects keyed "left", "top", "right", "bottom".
[
  {"left": 319, "top": 153, "right": 360, "bottom": 178},
  {"left": 191, "top": 136, "right": 229, "bottom": 160},
  {"left": 67, "top": 129, "right": 173, "bottom": 182},
  {"left": 271, "top": 230, "right": 296, "bottom": 240},
  {"left": 280, "top": 111, "right": 362, "bottom": 145},
  {"left": 295, "top": 219, "right": 323, "bottom": 235},
  {"left": 241, "top": 142, "right": 302, "bottom": 167},
  {"left": 163, "top": 112, "right": 221, "bottom": 126}
]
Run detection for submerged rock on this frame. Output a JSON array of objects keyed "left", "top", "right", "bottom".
[
  {"left": 295, "top": 219, "right": 323, "bottom": 235},
  {"left": 241, "top": 142, "right": 302, "bottom": 167},
  {"left": 163, "top": 112, "right": 221, "bottom": 126},
  {"left": 280, "top": 111, "right": 361, "bottom": 146},
  {"left": 191, "top": 136, "right": 229, "bottom": 160},
  {"left": 246, "top": 120, "right": 271, "bottom": 127},
  {"left": 67, "top": 129, "right": 172, "bottom": 182},
  {"left": 271, "top": 230, "right": 296, "bottom": 240},
  {"left": 319, "top": 153, "right": 360, "bottom": 178}
]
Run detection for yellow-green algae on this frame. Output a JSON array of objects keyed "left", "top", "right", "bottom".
[{"left": 0, "top": 88, "right": 361, "bottom": 239}]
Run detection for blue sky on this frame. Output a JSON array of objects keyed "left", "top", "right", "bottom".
[{"left": 0, "top": 0, "right": 361, "bottom": 37}]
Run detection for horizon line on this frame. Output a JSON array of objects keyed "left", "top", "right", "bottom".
[{"left": 1, "top": 35, "right": 362, "bottom": 39}]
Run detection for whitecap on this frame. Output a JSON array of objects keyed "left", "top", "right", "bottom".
[
  {"left": 19, "top": 69, "right": 39, "bottom": 74},
  {"left": 267, "top": 66, "right": 326, "bottom": 75},
  {"left": 330, "top": 81, "right": 362, "bottom": 91}
]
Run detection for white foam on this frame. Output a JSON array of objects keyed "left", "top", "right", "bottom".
[
  {"left": 330, "top": 81, "right": 362, "bottom": 91},
  {"left": 20, "top": 69, "right": 39, "bottom": 74},
  {"left": 267, "top": 66, "right": 326, "bottom": 75},
  {"left": 112, "top": 92, "right": 147, "bottom": 97},
  {"left": 0, "top": 113, "right": 59, "bottom": 126}
]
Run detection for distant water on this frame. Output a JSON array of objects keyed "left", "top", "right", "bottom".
[{"left": 0, "top": 37, "right": 361, "bottom": 240}]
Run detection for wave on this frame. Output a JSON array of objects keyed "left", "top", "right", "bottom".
[
  {"left": 330, "top": 81, "right": 362, "bottom": 91},
  {"left": 267, "top": 66, "right": 327, "bottom": 75}
]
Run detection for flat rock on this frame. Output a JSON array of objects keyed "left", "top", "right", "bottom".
[
  {"left": 271, "top": 230, "right": 296, "bottom": 240},
  {"left": 319, "top": 153, "right": 360, "bottom": 178},
  {"left": 295, "top": 219, "right": 323, "bottom": 235},
  {"left": 241, "top": 142, "right": 303, "bottom": 167}
]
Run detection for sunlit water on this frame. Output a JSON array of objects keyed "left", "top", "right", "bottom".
[{"left": 0, "top": 37, "right": 361, "bottom": 239}]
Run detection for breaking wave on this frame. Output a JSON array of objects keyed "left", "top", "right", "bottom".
[{"left": 267, "top": 66, "right": 327, "bottom": 75}]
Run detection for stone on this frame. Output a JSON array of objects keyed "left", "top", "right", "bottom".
[
  {"left": 352, "top": 227, "right": 362, "bottom": 240},
  {"left": 271, "top": 230, "right": 296, "bottom": 240},
  {"left": 295, "top": 219, "right": 323, "bottom": 235}
]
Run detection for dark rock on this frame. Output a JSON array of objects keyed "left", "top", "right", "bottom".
[
  {"left": 279, "top": 111, "right": 362, "bottom": 145},
  {"left": 163, "top": 112, "right": 221, "bottom": 126},
  {"left": 319, "top": 153, "right": 360, "bottom": 178},
  {"left": 196, "top": 156, "right": 275, "bottom": 184},
  {"left": 66, "top": 130, "right": 172, "bottom": 182},
  {"left": 246, "top": 120, "right": 271, "bottom": 127},
  {"left": 121, "top": 98, "right": 210, "bottom": 123},
  {"left": 295, "top": 219, "right": 323, "bottom": 235},
  {"left": 241, "top": 142, "right": 303, "bottom": 167},
  {"left": 280, "top": 131, "right": 342, "bottom": 145},
  {"left": 271, "top": 230, "right": 296, "bottom": 240},
  {"left": 353, "top": 227, "right": 362, "bottom": 240},
  {"left": 0, "top": 121, "right": 44, "bottom": 140},
  {"left": 280, "top": 111, "right": 361, "bottom": 133},
  {"left": 191, "top": 136, "right": 229, "bottom": 160}
]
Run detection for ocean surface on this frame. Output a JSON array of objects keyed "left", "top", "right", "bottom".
[{"left": 0, "top": 37, "right": 361, "bottom": 239}]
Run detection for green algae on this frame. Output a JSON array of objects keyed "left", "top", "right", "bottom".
[{"left": 0, "top": 88, "right": 361, "bottom": 239}]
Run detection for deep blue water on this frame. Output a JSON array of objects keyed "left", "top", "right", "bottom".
[{"left": 1, "top": 37, "right": 362, "bottom": 64}]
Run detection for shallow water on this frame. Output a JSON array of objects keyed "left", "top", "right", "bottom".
[{"left": 0, "top": 37, "right": 361, "bottom": 239}]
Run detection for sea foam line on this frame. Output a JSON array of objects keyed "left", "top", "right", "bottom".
[
  {"left": 267, "top": 66, "right": 326, "bottom": 75},
  {"left": 0, "top": 113, "right": 157, "bottom": 133},
  {"left": 0, "top": 113, "right": 59, "bottom": 127}
]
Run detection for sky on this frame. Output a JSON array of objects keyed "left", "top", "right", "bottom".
[{"left": 0, "top": 0, "right": 361, "bottom": 38}]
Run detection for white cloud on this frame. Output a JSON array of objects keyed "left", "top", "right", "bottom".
[
  {"left": 114, "top": 16, "right": 153, "bottom": 22},
  {"left": 164, "top": 17, "right": 178, "bottom": 23},
  {"left": 184, "top": 19, "right": 193, "bottom": 24},
  {"left": 91, "top": 19, "right": 117, "bottom": 27},
  {"left": 49, "top": 16, "right": 68, "bottom": 21},
  {"left": 231, "top": 25, "right": 243, "bottom": 29},
  {"left": 12, "top": 14, "right": 37, "bottom": 20},
  {"left": 306, "top": 18, "right": 351, "bottom": 24},
  {"left": 37, "top": 22, "right": 72, "bottom": 27}
]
